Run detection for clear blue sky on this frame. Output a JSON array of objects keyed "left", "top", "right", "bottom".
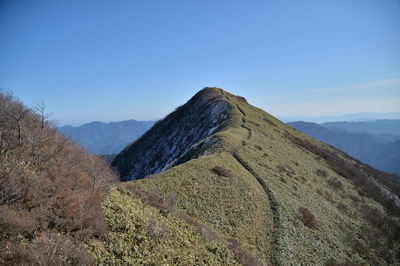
[{"left": 1, "top": 0, "right": 399, "bottom": 125}]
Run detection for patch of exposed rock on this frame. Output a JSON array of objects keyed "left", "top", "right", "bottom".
[{"left": 112, "top": 88, "right": 231, "bottom": 181}]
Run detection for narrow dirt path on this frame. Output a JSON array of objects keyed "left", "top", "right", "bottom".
[{"left": 233, "top": 104, "right": 283, "bottom": 266}]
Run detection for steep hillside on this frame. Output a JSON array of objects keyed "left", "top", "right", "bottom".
[
  {"left": 288, "top": 121, "right": 400, "bottom": 175},
  {"left": 59, "top": 120, "right": 154, "bottom": 154},
  {"left": 107, "top": 88, "right": 400, "bottom": 265},
  {"left": 112, "top": 89, "right": 231, "bottom": 180},
  {"left": 0, "top": 90, "right": 118, "bottom": 264}
]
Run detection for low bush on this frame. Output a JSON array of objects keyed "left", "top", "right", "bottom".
[
  {"left": 0, "top": 232, "right": 94, "bottom": 265},
  {"left": 276, "top": 164, "right": 295, "bottom": 178},
  {"left": 360, "top": 204, "right": 400, "bottom": 241},
  {"left": 327, "top": 178, "right": 343, "bottom": 190},
  {"left": 212, "top": 166, "right": 233, "bottom": 178},
  {"left": 226, "top": 238, "right": 261, "bottom": 266},
  {"left": 316, "top": 169, "right": 328, "bottom": 178},
  {"left": 299, "top": 207, "right": 317, "bottom": 229},
  {"left": 337, "top": 202, "right": 348, "bottom": 211}
]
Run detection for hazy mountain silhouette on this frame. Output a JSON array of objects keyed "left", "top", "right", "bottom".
[
  {"left": 322, "top": 119, "right": 400, "bottom": 139},
  {"left": 59, "top": 120, "right": 154, "bottom": 154},
  {"left": 280, "top": 112, "right": 400, "bottom": 123}
]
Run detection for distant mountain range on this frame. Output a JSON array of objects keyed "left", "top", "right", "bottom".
[
  {"left": 322, "top": 120, "right": 400, "bottom": 140},
  {"left": 58, "top": 120, "right": 154, "bottom": 154},
  {"left": 288, "top": 120, "right": 400, "bottom": 175},
  {"left": 280, "top": 112, "right": 400, "bottom": 123}
]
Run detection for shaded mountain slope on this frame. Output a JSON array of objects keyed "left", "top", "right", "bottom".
[
  {"left": 288, "top": 121, "right": 400, "bottom": 174},
  {"left": 59, "top": 120, "right": 154, "bottom": 155},
  {"left": 112, "top": 89, "right": 231, "bottom": 180},
  {"left": 105, "top": 88, "right": 400, "bottom": 265},
  {"left": 371, "top": 140, "right": 400, "bottom": 175}
]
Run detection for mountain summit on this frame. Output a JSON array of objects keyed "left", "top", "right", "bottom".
[
  {"left": 105, "top": 88, "right": 400, "bottom": 265},
  {"left": 112, "top": 87, "right": 232, "bottom": 180}
]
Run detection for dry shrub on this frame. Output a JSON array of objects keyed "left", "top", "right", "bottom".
[
  {"left": 299, "top": 207, "right": 317, "bottom": 229},
  {"left": 254, "top": 145, "right": 263, "bottom": 151},
  {"left": 327, "top": 178, "right": 343, "bottom": 190},
  {"left": 323, "top": 191, "right": 335, "bottom": 204},
  {"left": 0, "top": 160, "right": 30, "bottom": 206},
  {"left": 0, "top": 206, "right": 38, "bottom": 241},
  {"left": 360, "top": 204, "right": 400, "bottom": 241},
  {"left": 276, "top": 164, "right": 295, "bottom": 178},
  {"left": 0, "top": 89, "right": 118, "bottom": 263},
  {"left": 1, "top": 233, "right": 94, "bottom": 265},
  {"left": 127, "top": 185, "right": 166, "bottom": 210},
  {"left": 336, "top": 203, "right": 357, "bottom": 219},
  {"left": 348, "top": 194, "right": 361, "bottom": 204},
  {"left": 357, "top": 205, "right": 399, "bottom": 262},
  {"left": 349, "top": 238, "right": 369, "bottom": 259},
  {"left": 337, "top": 203, "right": 348, "bottom": 212},
  {"left": 316, "top": 169, "right": 328, "bottom": 178},
  {"left": 212, "top": 166, "right": 233, "bottom": 178},
  {"left": 226, "top": 238, "right": 261, "bottom": 266}
]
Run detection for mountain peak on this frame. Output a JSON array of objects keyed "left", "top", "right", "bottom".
[{"left": 112, "top": 88, "right": 235, "bottom": 180}]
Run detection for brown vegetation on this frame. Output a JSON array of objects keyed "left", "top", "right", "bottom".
[
  {"left": 0, "top": 90, "right": 117, "bottom": 264},
  {"left": 226, "top": 238, "right": 261, "bottom": 266},
  {"left": 254, "top": 144, "right": 263, "bottom": 151},
  {"left": 212, "top": 166, "right": 233, "bottom": 178},
  {"left": 316, "top": 169, "right": 328, "bottom": 178},
  {"left": 327, "top": 178, "right": 343, "bottom": 190},
  {"left": 299, "top": 207, "right": 317, "bottom": 229},
  {"left": 276, "top": 164, "right": 295, "bottom": 178}
]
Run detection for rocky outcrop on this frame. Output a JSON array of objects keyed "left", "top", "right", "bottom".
[{"left": 111, "top": 88, "right": 231, "bottom": 181}]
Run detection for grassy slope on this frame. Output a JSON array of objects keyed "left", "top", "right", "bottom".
[
  {"left": 95, "top": 88, "right": 400, "bottom": 265},
  {"left": 89, "top": 186, "right": 239, "bottom": 265}
]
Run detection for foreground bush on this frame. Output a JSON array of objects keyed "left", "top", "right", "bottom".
[{"left": 0, "top": 89, "right": 118, "bottom": 264}]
